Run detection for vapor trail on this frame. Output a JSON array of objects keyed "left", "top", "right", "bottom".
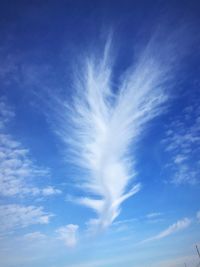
[{"left": 65, "top": 38, "right": 169, "bottom": 230}]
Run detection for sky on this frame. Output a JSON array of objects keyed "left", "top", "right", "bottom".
[{"left": 0, "top": 1, "right": 200, "bottom": 267}]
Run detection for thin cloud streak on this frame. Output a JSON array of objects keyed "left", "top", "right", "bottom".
[
  {"left": 146, "top": 212, "right": 162, "bottom": 219},
  {"left": 60, "top": 36, "right": 175, "bottom": 230},
  {"left": 141, "top": 217, "right": 191, "bottom": 243}
]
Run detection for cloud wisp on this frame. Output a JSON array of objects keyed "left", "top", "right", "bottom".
[
  {"left": 162, "top": 101, "right": 200, "bottom": 185},
  {"left": 141, "top": 217, "right": 191, "bottom": 243},
  {"left": 0, "top": 98, "right": 61, "bottom": 239},
  {"left": 0, "top": 204, "right": 52, "bottom": 235},
  {"left": 60, "top": 37, "right": 175, "bottom": 231},
  {"left": 0, "top": 98, "right": 61, "bottom": 198}
]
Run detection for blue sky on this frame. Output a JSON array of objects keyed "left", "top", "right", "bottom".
[{"left": 0, "top": 1, "right": 200, "bottom": 267}]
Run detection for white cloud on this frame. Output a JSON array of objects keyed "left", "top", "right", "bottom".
[
  {"left": 113, "top": 218, "right": 137, "bottom": 226},
  {"left": 163, "top": 102, "right": 200, "bottom": 185},
  {"left": 0, "top": 99, "right": 61, "bottom": 198},
  {"left": 142, "top": 218, "right": 191, "bottom": 243},
  {"left": 41, "top": 186, "right": 62, "bottom": 196},
  {"left": 58, "top": 37, "right": 174, "bottom": 230},
  {"left": 56, "top": 224, "right": 79, "bottom": 248},
  {"left": 0, "top": 204, "right": 53, "bottom": 234},
  {"left": 0, "top": 133, "right": 49, "bottom": 197}
]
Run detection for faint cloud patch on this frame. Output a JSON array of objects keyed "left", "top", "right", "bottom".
[
  {"left": 0, "top": 204, "right": 53, "bottom": 235},
  {"left": 23, "top": 231, "right": 46, "bottom": 241},
  {"left": 56, "top": 224, "right": 79, "bottom": 248},
  {"left": 0, "top": 99, "right": 60, "bottom": 239},
  {"left": 197, "top": 211, "right": 200, "bottom": 222},
  {"left": 162, "top": 100, "right": 200, "bottom": 185},
  {"left": 0, "top": 99, "right": 61, "bottom": 198},
  {"left": 41, "top": 186, "right": 62, "bottom": 196},
  {"left": 145, "top": 212, "right": 164, "bottom": 223},
  {"left": 146, "top": 212, "right": 162, "bottom": 219}
]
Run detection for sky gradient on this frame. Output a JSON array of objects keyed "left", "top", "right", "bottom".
[{"left": 0, "top": 1, "right": 200, "bottom": 267}]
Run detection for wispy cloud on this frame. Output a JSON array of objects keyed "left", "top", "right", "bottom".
[
  {"left": 145, "top": 212, "right": 164, "bottom": 223},
  {"left": 56, "top": 224, "right": 79, "bottom": 248},
  {"left": 162, "top": 102, "right": 200, "bottom": 185},
  {"left": 141, "top": 217, "right": 191, "bottom": 243},
  {"left": 146, "top": 212, "right": 162, "bottom": 219},
  {"left": 0, "top": 132, "right": 49, "bottom": 197},
  {"left": 113, "top": 217, "right": 137, "bottom": 226},
  {"left": 0, "top": 99, "right": 15, "bottom": 129},
  {"left": 58, "top": 36, "right": 175, "bottom": 230},
  {"left": 0, "top": 99, "right": 61, "bottom": 198},
  {"left": 0, "top": 204, "right": 52, "bottom": 234},
  {"left": 23, "top": 231, "right": 46, "bottom": 241},
  {"left": 41, "top": 186, "right": 61, "bottom": 196},
  {"left": 0, "top": 99, "right": 60, "bottom": 238}
]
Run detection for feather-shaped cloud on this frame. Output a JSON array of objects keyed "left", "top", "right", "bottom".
[{"left": 64, "top": 38, "right": 170, "bottom": 230}]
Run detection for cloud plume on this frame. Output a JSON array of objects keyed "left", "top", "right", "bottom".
[{"left": 62, "top": 37, "right": 174, "bottom": 230}]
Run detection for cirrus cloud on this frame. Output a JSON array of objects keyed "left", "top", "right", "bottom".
[
  {"left": 141, "top": 217, "right": 191, "bottom": 243},
  {"left": 0, "top": 204, "right": 53, "bottom": 234},
  {"left": 57, "top": 36, "right": 176, "bottom": 230}
]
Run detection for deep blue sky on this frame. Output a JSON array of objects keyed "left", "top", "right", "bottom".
[{"left": 0, "top": 1, "right": 200, "bottom": 267}]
